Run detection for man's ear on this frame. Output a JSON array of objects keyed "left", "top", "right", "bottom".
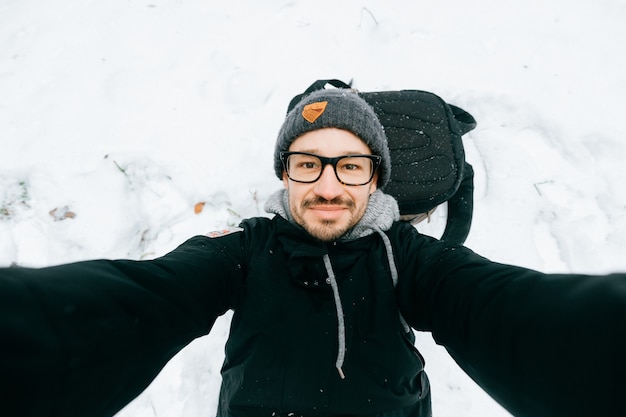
[
  {"left": 282, "top": 172, "right": 289, "bottom": 189},
  {"left": 370, "top": 171, "right": 378, "bottom": 193}
]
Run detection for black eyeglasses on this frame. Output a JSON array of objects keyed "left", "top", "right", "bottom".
[{"left": 280, "top": 151, "right": 381, "bottom": 186}]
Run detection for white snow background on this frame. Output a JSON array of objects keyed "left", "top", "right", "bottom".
[{"left": 1, "top": 0, "right": 626, "bottom": 416}]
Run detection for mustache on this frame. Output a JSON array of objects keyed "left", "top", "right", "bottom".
[{"left": 302, "top": 197, "right": 355, "bottom": 209}]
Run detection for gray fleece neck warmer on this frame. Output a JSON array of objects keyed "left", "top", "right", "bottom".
[{"left": 264, "top": 188, "right": 406, "bottom": 378}]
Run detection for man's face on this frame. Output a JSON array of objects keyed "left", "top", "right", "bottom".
[{"left": 282, "top": 128, "right": 378, "bottom": 242}]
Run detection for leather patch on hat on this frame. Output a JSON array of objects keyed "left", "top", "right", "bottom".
[{"left": 302, "top": 101, "right": 328, "bottom": 123}]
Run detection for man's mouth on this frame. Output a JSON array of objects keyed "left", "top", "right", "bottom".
[
  {"left": 307, "top": 204, "right": 348, "bottom": 220},
  {"left": 310, "top": 205, "right": 345, "bottom": 211}
]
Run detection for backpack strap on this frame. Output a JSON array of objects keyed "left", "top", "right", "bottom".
[
  {"left": 286, "top": 79, "right": 353, "bottom": 112},
  {"left": 440, "top": 162, "right": 473, "bottom": 244},
  {"left": 449, "top": 104, "right": 477, "bottom": 136},
  {"left": 286, "top": 80, "right": 477, "bottom": 245}
]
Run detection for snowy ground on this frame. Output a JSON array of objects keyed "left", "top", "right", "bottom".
[{"left": 1, "top": 1, "right": 625, "bottom": 416}]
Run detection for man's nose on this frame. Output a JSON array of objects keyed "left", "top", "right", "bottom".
[{"left": 313, "top": 165, "right": 343, "bottom": 200}]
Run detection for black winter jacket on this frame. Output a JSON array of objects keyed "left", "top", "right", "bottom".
[
  {"left": 217, "top": 216, "right": 429, "bottom": 417},
  {"left": 1, "top": 215, "right": 625, "bottom": 417}
]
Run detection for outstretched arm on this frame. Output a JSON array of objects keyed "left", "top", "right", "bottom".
[
  {"left": 0, "top": 234, "right": 244, "bottom": 417},
  {"left": 395, "top": 227, "right": 626, "bottom": 417}
]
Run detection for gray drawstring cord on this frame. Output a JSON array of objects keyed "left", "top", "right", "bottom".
[
  {"left": 323, "top": 253, "right": 346, "bottom": 379},
  {"left": 373, "top": 227, "right": 411, "bottom": 333},
  {"left": 322, "top": 228, "right": 409, "bottom": 381}
]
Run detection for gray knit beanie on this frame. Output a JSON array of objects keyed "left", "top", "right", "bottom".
[{"left": 274, "top": 88, "right": 391, "bottom": 188}]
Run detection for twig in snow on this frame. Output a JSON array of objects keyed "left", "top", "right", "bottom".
[
  {"left": 533, "top": 180, "right": 553, "bottom": 197},
  {"left": 360, "top": 7, "right": 378, "bottom": 26}
]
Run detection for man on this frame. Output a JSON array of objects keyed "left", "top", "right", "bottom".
[{"left": 1, "top": 88, "right": 625, "bottom": 417}]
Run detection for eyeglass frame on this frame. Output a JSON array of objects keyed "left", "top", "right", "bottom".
[{"left": 280, "top": 151, "right": 382, "bottom": 186}]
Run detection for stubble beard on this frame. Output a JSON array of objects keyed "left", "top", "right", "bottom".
[{"left": 292, "top": 197, "right": 362, "bottom": 242}]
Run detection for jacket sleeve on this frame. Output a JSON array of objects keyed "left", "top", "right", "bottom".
[
  {"left": 394, "top": 226, "right": 626, "bottom": 417},
  {"left": 0, "top": 233, "right": 245, "bottom": 417}
]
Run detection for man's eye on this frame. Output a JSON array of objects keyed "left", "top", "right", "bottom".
[
  {"left": 300, "top": 161, "right": 318, "bottom": 169},
  {"left": 339, "top": 161, "right": 364, "bottom": 171}
]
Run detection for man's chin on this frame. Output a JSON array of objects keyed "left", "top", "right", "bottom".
[{"left": 303, "top": 219, "right": 350, "bottom": 242}]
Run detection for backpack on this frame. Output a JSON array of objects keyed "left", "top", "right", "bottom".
[{"left": 287, "top": 79, "right": 477, "bottom": 245}]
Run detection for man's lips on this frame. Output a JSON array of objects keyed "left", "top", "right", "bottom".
[
  {"left": 307, "top": 205, "right": 347, "bottom": 219},
  {"left": 309, "top": 205, "right": 346, "bottom": 211}
]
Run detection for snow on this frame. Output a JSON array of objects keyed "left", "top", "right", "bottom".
[{"left": 1, "top": 0, "right": 625, "bottom": 415}]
